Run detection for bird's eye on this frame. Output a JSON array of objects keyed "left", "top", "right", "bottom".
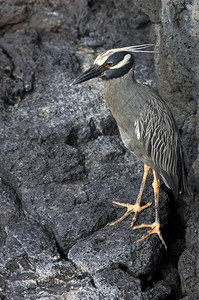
[{"left": 105, "top": 62, "right": 114, "bottom": 68}]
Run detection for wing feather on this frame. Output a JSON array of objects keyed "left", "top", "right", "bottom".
[{"left": 136, "top": 93, "right": 181, "bottom": 195}]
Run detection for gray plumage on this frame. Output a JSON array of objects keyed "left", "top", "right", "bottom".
[
  {"left": 72, "top": 45, "right": 187, "bottom": 198},
  {"left": 104, "top": 68, "right": 186, "bottom": 198}
]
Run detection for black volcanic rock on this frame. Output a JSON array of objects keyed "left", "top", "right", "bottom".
[{"left": 0, "top": 0, "right": 198, "bottom": 299}]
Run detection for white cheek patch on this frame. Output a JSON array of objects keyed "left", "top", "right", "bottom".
[{"left": 110, "top": 53, "right": 131, "bottom": 69}]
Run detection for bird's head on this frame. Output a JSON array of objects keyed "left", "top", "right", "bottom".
[{"left": 71, "top": 44, "right": 154, "bottom": 85}]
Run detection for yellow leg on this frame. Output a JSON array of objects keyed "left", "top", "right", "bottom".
[
  {"left": 109, "top": 164, "right": 152, "bottom": 227},
  {"left": 133, "top": 170, "right": 167, "bottom": 249}
]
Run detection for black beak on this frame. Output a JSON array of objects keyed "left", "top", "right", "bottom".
[{"left": 71, "top": 65, "right": 105, "bottom": 85}]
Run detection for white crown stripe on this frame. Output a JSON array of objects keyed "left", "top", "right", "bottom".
[
  {"left": 94, "top": 53, "right": 111, "bottom": 65},
  {"left": 94, "top": 44, "right": 154, "bottom": 66}
]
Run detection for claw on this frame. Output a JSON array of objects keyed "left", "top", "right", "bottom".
[
  {"left": 130, "top": 201, "right": 152, "bottom": 227},
  {"left": 133, "top": 222, "right": 167, "bottom": 249},
  {"left": 109, "top": 201, "right": 152, "bottom": 227}
]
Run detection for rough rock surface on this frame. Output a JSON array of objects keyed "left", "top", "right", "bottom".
[{"left": 0, "top": 0, "right": 198, "bottom": 299}]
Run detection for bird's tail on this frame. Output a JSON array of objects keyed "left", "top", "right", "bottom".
[{"left": 160, "top": 145, "right": 187, "bottom": 198}]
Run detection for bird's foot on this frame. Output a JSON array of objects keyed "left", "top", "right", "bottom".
[
  {"left": 109, "top": 201, "right": 152, "bottom": 227},
  {"left": 133, "top": 222, "right": 167, "bottom": 249}
]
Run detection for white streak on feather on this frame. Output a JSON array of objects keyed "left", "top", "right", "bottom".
[{"left": 135, "top": 120, "right": 141, "bottom": 140}]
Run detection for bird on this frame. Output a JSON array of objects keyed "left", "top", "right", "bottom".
[{"left": 71, "top": 44, "right": 187, "bottom": 249}]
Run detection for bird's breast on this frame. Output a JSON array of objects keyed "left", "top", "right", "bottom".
[{"left": 104, "top": 79, "right": 145, "bottom": 157}]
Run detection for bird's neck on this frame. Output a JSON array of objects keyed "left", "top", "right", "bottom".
[
  {"left": 104, "top": 67, "right": 136, "bottom": 108},
  {"left": 110, "top": 67, "right": 135, "bottom": 85}
]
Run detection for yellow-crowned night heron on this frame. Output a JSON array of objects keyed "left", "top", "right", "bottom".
[{"left": 71, "top": 45, "right": 187, "bottom": 249}]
